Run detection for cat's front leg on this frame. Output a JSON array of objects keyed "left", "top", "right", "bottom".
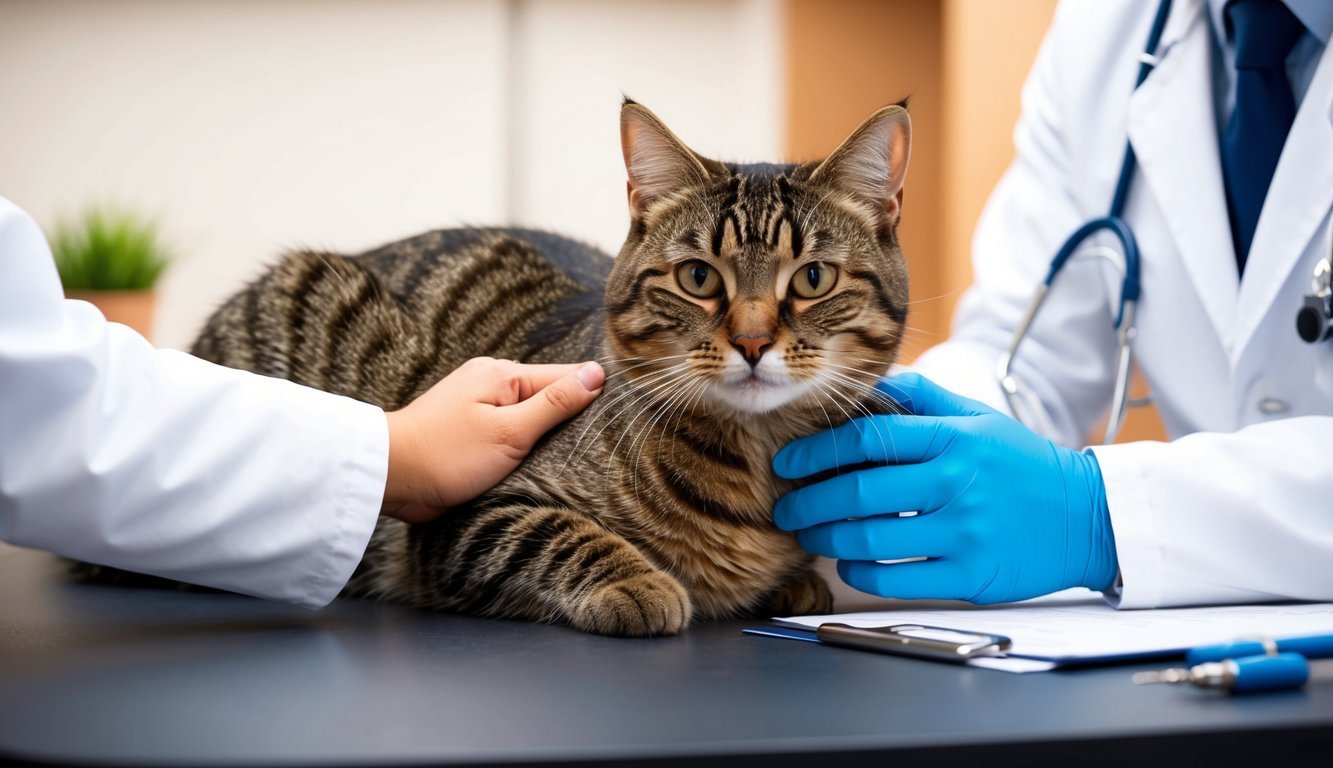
[
  {"left": 550, "top": 510, "right": 693, "bottom": 637},
  {"left": 405, "top": 504, "right": 692, "bottom": 637},
  {"left": 759, "top": 566, "right": 833, "bottom": 617}
]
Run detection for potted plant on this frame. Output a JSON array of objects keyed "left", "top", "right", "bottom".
[{"left": 51, "top": 206, "right": 172, "bottom": 341}]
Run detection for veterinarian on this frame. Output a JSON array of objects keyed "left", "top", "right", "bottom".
[
  {"left": 0, "top": 196, "right": 605, "bottom": 608},
  {"left": 776, "top": 0, "right": 1333, "bottom": 608}
]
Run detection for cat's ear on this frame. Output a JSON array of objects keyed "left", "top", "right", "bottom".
[
  {"left": 809, "top": 104, "right": 911, "bottom": 229},
  {"left": 620, "top": 101, "right": 716, "bottom": 219}
]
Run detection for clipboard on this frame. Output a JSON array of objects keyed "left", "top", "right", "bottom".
[
  {"left": 815, "top": 623, "right": 1011, "bottom": 663},
  {"left": 743, "top": 591, "right": 1333, "bottom": 673},
  {"left": 742, "top": 623, "right": 1017, "bottom": 665}
]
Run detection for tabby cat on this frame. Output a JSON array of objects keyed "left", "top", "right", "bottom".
[{"left": 189, "top": 101, "right": 912, "bottom": 636}]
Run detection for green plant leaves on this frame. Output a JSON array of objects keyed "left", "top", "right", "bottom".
[{"left": 50, "top": 207, "right": 171, "bottom": 291}]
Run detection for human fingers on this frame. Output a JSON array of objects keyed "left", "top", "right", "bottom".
[
  {"left": 837, "top": 558, "right": 979, "bottom": 601},
  {"left": 772, "top": 413, "right": 955, "bottom": 479},
  {"left": 772, "top": 461, "right": 957, "bottom": 531},
  {"left": 508, "top": 362, "right": 595, "bottom": 400},
  {"left": 874, "top": 372, "right": 992, "bottom": 418},
  {"left": 505, "top": 361, "right": 605, "bottom": 441},
  {"left": 795, "top": 512, "right": 958, "bottom": 561}
]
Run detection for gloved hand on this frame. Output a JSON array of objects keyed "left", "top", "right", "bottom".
[{"left": 772, "top": 372, "right": 1117, "bottom": 604}]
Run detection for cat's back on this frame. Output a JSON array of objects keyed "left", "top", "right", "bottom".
[
  {"left": 354, "top": 227, "right": 613, "bottom": 371},
  {"left": 357, "top": 227, "right": 612, "bottom": 302},
  {"left": 193, "top": 227, "right": 613, "bottom": 408}
]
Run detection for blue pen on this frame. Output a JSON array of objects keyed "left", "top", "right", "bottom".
[
  {"left": 1185, "top": 633, "right": 1333, "bottom": 665},
  {"left": 1133, "top": 652, "right": 1310, "bottom": 694}
]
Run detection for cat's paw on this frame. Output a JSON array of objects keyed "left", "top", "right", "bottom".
[
  {"left": 571, "top": 571, "right": 692, "bottom": 637},
  {"left": 764, "top": 569, "right": 834, "bottom": 616}
]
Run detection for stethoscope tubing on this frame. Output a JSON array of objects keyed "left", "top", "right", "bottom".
[{"left": 1000, "top": 0, "right": 1172, "bottom": 443}]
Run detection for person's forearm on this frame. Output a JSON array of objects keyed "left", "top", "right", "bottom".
[
  {"left": 1092, "top": 417, "right": 1333, "bottom": 608},
  {"left": 0, "top": 198, "right": 386, "bottom": 608}
]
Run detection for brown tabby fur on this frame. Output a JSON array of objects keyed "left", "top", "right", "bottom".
[{"left": 82, "top": 102, "right": 913, "bottom": 636}]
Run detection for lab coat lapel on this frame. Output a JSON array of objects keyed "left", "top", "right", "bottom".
[
  {"left": 1233, "top": 43, "right": 1333, "bottom": 357},
  {"left": 1126, "top": 0, "right": 1239, "bottom": 349}
]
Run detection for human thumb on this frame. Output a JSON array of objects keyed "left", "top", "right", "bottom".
[{"left": 510, "top": 361, "right": 604, "bottom": 438}]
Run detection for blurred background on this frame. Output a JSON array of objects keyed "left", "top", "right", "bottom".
[{"left": 1, "top": 0, "right": 1059, "bottom": 348}]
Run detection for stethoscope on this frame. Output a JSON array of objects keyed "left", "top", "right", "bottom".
[
  {"left": 997, "top": 0, "right": 1333, "bottom": 444},
  {"left": 996, "top": 0, "right": 1172, "bottom": 445},
  {"left": 1297, "top": 223, "right": 1333, "bottom": 343}
]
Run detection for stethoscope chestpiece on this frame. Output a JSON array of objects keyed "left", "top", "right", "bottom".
[{"left": 1297, "top": 257, "right": 1333, "bottom": 344}]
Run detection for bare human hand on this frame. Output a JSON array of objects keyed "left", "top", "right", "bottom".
[{"left": 381, "top": 357, "right": 605, "bottom": 523}]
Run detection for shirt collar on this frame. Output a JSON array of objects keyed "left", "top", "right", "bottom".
[
  {"left": 1208, "top": 0, "right": 1332, "bottom": 46},
  {"left": 1287, "top": 0, "right": 1333, "bottom": 44}
]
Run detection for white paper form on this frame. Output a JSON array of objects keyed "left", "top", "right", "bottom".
[{"left": 774, "top": 590, "right": 1333, "bottom": 673}]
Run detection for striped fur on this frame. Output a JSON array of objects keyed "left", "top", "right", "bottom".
[{"left": 85, "top": 104, "right": 913, "bottom": 637}]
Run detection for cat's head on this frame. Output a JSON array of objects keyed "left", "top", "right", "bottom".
[{"left": 605, "top": 100, "right": 911, "bottom": 419}]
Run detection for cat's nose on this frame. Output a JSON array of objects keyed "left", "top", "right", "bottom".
[{"left": 731, "top": 333, "right": 774, "bottom": 366}]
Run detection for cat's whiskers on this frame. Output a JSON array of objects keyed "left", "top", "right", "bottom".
[
  {"left": 666, "top": 373, "right": 713, "bottom": 470},
  {"left": 818, "top": 360, "right": 892, "bottom": 385},
  {"left": 599, "top": 353, "right": 692, "bottom": 380},
  {"left": 648, "top": 374, "right": 703, "bottom": 472},
  {"left": 814, "top": 360, "right": 905, "bottom": 412},
  {"left": 803, "top": 377, "right": 843, "bottom": 471},
  {"left": 561, "top": 362, "right": 693, "bottom": 473},
  {"left": 805, "top": 376, "right": 884, "bottom": 472},
  {"left": 904, "top": 289, "right": 963, "bottom": 307},
  {"left": 629, "top": 376, "right": 707, "bottom": 504},
  {"left": 872, "top": 377, "right": 927, "bottom": 413},
  {"left": 603, "top": 367, "right": 696, "bottom": 498},
  {"left": 815, "top": 372, "right": 897, "bottom": 463},
  {"left": 601, "top": 364, "right": 695, "bottom": 467},
  {"left": 630, "top": 373, "right": 694, "bottom": 475},
  {"left": 565, "top": 370, "right": 693, "bottom": 481},
  {"left": 834, "top": 354, "right": 896, "bottom": 369},
  {"left": 815, "top": 365, "right": 904, "bottom": 454},
  {"left": 820, "top": 365, "right": 907, "bottom": 416},
  {"left": 819, "top": 358, "right": 890, "bottom": 379},
  {"left": 571, "top": 362, "right": 687, "bottom": 441},
  {"left": 810, "top": 376, "right": 863, "bottom": 429},
  {"left": 822, "top": 363, "right": 918, "bottom": 413}
]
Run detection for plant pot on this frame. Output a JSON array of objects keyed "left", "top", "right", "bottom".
[{"left": 65, "top": 290, "right": 158, "bottom": 342}]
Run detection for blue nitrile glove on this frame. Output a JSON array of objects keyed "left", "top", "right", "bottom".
[{"left": 772, "top": 372, "right": 1118, "bottom": 604}]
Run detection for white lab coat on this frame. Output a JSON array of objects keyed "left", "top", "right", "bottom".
[
  {"left": 913, "top": 0, "right": 1333, "bottom": 608},
  {"left": 0, "top": 198, "right": 385, "bottom": 608}
]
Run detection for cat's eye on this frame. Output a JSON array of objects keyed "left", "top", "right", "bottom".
[
  {"left": 790, "top": 261, "right": 837, "bottom": 299},
  {"left": 676, "top": 260, "right": 723, "bottom": 298}
]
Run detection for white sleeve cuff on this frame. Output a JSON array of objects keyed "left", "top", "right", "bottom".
[
  {"left": 295, "top": 395, "right": 388, "bottom": 608},
  {"left": 1088, "top": 441, "right": 1165, "bottom": 609}
]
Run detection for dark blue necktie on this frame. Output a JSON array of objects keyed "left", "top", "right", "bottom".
[{"left": 1221, "top": 0, "right": 1305, "bottom": 274}]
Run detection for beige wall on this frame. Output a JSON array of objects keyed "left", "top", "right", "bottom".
[
  {"left": 508, "top": 0, "right": 783, "bottom": 255},
  {"left": 0, "top": 0, "right": 783, "bottom": 349},
  {"left": 1, "top": 0, "right": 511, "bottom": 349}
]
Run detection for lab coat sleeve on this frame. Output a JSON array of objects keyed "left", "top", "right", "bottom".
[
  {"left": 0, "top": 198, "right": 386, "bottom": 608},
  {"left": 1091, "top": 419, "right": 1333, "bottom": 608},
  {"left": 910, "top": 0, "right": 1123, "bottom": 449}
]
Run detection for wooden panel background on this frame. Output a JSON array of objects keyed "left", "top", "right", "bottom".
[{"left": 786, "top": 0, "right": 946, "bottom": 361}]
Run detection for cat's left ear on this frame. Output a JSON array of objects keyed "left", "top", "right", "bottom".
[
  {"left": 621, "top": 101, "right": 719, "bottom": 220},
  {"left": 809, "top": 104, "right": 912, "bottom": 231}
]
